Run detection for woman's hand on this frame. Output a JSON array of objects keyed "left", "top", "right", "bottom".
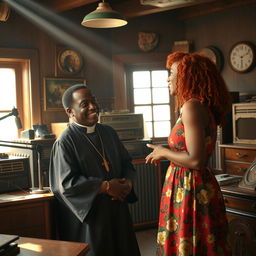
[{"left": 145, "top": 144, "right": 167, "bottom": 165}]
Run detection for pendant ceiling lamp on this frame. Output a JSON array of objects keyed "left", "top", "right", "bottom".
[{"left": 81, "top": 0, "right": 127, "bottom": 28}]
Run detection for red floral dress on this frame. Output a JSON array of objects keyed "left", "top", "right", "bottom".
[{"left": 156, "top": 109, "right": 232, "bottom": 256}]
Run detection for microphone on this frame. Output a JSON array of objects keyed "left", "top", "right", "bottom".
[
  {"left": 11, "top": 107, "right": 23, "bottom": 129},
  {"left": 15, "top": 116, "right": 22, "bottom": 129}
]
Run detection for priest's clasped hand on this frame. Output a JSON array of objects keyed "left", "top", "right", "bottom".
[{"left": 106, "top": 178, "right": 132, "bottom": 201}]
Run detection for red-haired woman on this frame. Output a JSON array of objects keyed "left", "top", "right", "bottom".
[{"left": 145, "top": 52, "right": 232, "bottom": 256}]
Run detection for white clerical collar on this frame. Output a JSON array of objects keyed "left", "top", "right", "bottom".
[{"left": 74, "top": 122, "right": 96, "bottom": 133}]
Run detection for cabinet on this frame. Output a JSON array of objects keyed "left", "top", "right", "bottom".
[
  {"left": 0, "top": 191, "right": 55, "bottom": 239},
  {"left": 220, "top": 144, "right": 256, "bottom": 176},
  {"left": 220, "top": 144, "right": 256, "bottom": 256},
  {"left": 221, "top": 185, "right": 256, "bottom": 256}
]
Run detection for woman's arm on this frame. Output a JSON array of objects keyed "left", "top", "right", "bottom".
[{"left": 145, "top": 99, "right": 209, "bottom": 169}]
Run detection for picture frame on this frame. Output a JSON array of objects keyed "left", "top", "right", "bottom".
[
  {"left": 55, "top": 45, "right": 84, "bottom": 77},
  {"left": 43, "top": 77, "right": 85, "bottom": 111}
]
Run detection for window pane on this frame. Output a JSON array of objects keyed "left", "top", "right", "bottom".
[
  {"left": 145, "top": 121, "right": 153, "bottom": 138},
  {"left": 134, "top": 88, "right": 151, "bottom": 104},
  {"left": 134, "top": 106, "right": 152, "bottom": 121},
  {"left": 133, "top": 71, "right": 150, "bottom": 88},
  {"left": 0, "top": 68, "right": 16, "bottom": 109},
  {"left": 154, "top": 121, "right": 171, "bottom": 137},
  {"left": 153, "top": 105, "right": 170, "bottom": 121},
  {"left": 0, "top": 114, "right": 18, "bottom": 140},
  {"left": 152, "top": 88, "right": 169, "bottom": 104},
  {"left": 152, "top": 70, "right": 168, "bottom": 88}
]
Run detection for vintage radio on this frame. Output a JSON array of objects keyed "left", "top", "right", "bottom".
[
  {"left": 99, "top": 113, "right": 144, "bottom": 140},
  {"left": 123, "top": 139, "right": 152, "bottom": 159},
  {"left": 0, "top": 156, "right": 31, "bottom": 193},
  {"left": 232, "top": 103, "right": 256, "bottom": 144}
]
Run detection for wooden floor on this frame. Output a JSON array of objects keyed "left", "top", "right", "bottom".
[{"left": 136, "top": 228, "right": 157, "bottom": 256}]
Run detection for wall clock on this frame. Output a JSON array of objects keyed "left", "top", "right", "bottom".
[
  {"left": 56, "top": 47, "right": 84, "bottom": 76},
  {"left": 199, "top": 46, "right": 223, "bottom": 71},
  {"left": 229, "top": 41, "right": 256, "bottom": 73}
]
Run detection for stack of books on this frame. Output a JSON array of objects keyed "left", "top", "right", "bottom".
[{"left": 0, "top": 234, "right": 20, "bottom": 256}]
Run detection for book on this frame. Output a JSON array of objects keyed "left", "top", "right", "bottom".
[
  {"left": 0, "top": 235, "right": 19, "bottom": 250},
  {"left": 0, "top": 243, "right": 20, "bottom": 256},
  {"left": 215, "top": 174, "right": 242, "bottom": 186},
  {"left": 0, "top": 235, "right": 19, "bottom": 256}
]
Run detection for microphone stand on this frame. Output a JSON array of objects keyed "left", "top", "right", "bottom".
[
  {"left": 0, "top": 107, "right": 22, "bottom": 129},
  {"left": 30, "top": 145, "right": 49, "bottom": 194},
  {"left": 0, "top": 110, "right": 15, "bottom": 121}
]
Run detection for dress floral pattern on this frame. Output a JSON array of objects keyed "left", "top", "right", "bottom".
[{"left": 156, "top": 110, "right": 231, "bottom": 256}]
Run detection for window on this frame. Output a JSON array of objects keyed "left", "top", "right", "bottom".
[
  {"left": 131, "top": 70, "right": 170, "bottom": 138},
  {"left": 0, "top": 67, "right": 20, "bottom": 140}
]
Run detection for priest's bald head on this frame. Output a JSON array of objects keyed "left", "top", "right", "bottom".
[{"left": 62, "top": 84, "right": 99, "bottom": 126}]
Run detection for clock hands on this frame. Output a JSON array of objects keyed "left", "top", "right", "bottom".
[{"left": 241, "top": 50, "right": 250, "bottom": 58}]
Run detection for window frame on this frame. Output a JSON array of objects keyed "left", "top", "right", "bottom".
[
  {"left": 127, "top": 67, "right": 172, "bottom": 139},
  {"left": 112, "top": 53, "right": 176, "bottom": 141},
  {"left": 0, "top": 62, "right": 24, "bottom": 118},
  {"left": 0, "top": 48, "right": 41, "bottom": 133}
]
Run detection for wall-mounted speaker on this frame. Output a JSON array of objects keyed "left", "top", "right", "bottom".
[{"left": 0, "top": 3, "right": 10, "bottom": 22}]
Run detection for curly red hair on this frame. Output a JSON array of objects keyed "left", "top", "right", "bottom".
[{"left": 166, "top": 52, "right": 231, "bottom": 125}]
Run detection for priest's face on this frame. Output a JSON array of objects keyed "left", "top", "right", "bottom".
[{"left": 69, "top": 88, "right": 99, "bottom": 126}]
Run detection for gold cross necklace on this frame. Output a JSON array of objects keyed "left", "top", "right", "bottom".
[{"left": 82, "top": 129, "right": 110, "bottom": 172}]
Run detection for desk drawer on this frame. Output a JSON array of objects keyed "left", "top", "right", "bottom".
[
  {"left": 224, "top": 148, "right": 256, "bottom": 162},
  {"left": 223, "top": 195, "right": 256, "bottom": 215},
  {"left": 225, "top": 162, "right": 249, "bottom": 176}
]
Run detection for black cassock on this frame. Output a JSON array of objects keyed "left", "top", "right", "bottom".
[{"left": 49, "top": 122, "right": 141, "bottom": 256}]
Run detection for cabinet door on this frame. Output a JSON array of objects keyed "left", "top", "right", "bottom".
[
  {"left": 225, "top": 162, "right": 249, "bottom": 176},
  {"left": 227, "top": 214, "right": 256, "bottom": 256}
]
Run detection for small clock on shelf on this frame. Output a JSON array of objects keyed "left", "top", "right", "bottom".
[
  {"left": 56, "top": 46, "right": 84, "bottom": 76},
  {"left": 199, "top": 46, "right": 223, "bottom": 71},
  {"left": 238, "top": 159, "right": 256, "bottom": 191},
  {"left": 229, "top": 41, "right": 256, "bottom": 73}
]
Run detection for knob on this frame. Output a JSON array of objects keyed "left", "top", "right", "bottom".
[
  {"left": 234, "top": 231, "right": 244, "bottom": 236},
  {"left": 236, "top": 153, "right": 248, "bottom": 158}
]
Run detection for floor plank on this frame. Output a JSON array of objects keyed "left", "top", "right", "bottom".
[{"left": 136, "top": 228, "right": 157, "bottom": 256}]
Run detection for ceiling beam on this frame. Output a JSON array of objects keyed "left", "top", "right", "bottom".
[{"left": 41, "top": 0, "right": 98, "bottom": 12}]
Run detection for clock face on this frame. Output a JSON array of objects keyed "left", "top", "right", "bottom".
[
  {"left": 58, "top": 49, "right": 83, "bottom": 74},
  {"left": 229, "top": 42, "right": 256, "bottom": 73}
]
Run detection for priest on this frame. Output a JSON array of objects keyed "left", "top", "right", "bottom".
[{"left": 49, "top": 84, "right": 141, "bottom": 256}]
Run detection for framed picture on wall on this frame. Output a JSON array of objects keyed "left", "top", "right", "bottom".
[
  {"left": 55, "top": 45, "right": 84, "bottom": 77},
  {"left": 43, "top": 77, "right": 86, "bottom": 111}
]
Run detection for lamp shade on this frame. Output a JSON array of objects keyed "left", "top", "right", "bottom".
[{"left": 81, "top": 1, "right": 127, "bottom": 28}]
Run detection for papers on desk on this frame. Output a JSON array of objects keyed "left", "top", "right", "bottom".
[
  {"left": 0, "top": 234, "right": 20, "bottom": 256},
  {"left": 215, "top": 174, "right": 242, "bottom": 186}
]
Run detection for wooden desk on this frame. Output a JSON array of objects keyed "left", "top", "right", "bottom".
[
  {"left": 0, "top": 191, "right": 55, "bottom": 239},
  {"left": 17, "top": 236, "right": 89, "bottom": 256}
]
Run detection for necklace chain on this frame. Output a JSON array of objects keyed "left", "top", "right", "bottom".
[{"left": 82, "top": 129, "right": 110, "bottom": 172}]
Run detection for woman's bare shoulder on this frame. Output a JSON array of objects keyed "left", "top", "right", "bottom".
[
  {"left": 182, "top": 99, "right": 208, "bottom": 125},
  {"left": 182, "top": 99, "right": 204, "bottom": 113}
]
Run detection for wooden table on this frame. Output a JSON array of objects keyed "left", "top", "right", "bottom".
[
  {"left": 17, "top": 236, "right": 89, "bottom": 256},
  {"left": 0, "top": 191, "right": 55, "bottom": 239}
]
